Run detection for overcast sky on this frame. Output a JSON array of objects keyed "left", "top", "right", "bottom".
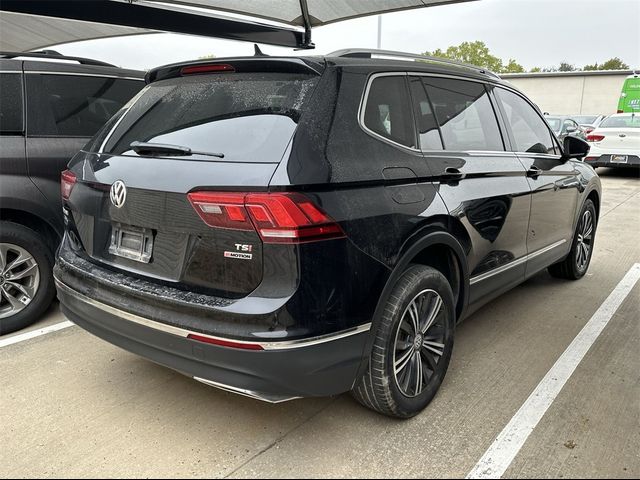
[{"left": 56, "top": 0, "right": 639, "bottom": 71}]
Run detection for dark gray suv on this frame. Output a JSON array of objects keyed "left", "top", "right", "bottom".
[{"left": 0, "top": 51, "right": 144, "bottom": 334}]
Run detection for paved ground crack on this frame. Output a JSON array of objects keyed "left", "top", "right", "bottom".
[{"left": 223, "top": 397, "right": 338, "bottom": 478}]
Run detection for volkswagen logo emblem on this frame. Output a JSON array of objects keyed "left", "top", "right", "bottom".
[{"left": 110, "top": 180, "right": 127, "bottom": 208}]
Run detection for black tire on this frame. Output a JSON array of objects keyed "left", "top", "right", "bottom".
[
  {"left": 352, "top": 265, "right": 455, "bottom": 418},
  {"left": 0, "top": 222, "right": 56, "bottom": 335},
  {"left": 548, "top": 199, "right": 597, "bottom": 280}
]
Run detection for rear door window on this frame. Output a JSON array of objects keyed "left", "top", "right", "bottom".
[
  {"left": 96, "top": 72, "right": 319, "bottom": 163},
  {"left": 496, "top": 88, "right": 558, "bottom": 155},
  {"left": 26, "top": 74, "right": 143, "bottom": 137},
  {"left": 362, "top": 75, "right": 417, "bottom": 149},
  {"left": 408, "top": 76, "right": 443, "bottom": 151},
  {"left": 0, "top": 73, "right": 24, "bottom": 134},
  {"left": 421, "top": 77, "right": 504, "bottom": 152}
]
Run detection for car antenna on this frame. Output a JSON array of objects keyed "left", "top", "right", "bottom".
[{"left": 254, "top": 44, "right": 268, "bottom": 57}]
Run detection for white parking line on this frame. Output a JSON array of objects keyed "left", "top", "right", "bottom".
[
  {"left": 0, "top": 320, "right": 75, "bottom": 348},
  {"left": 467, "top": 263, "right": 640, "bottom": 479}
]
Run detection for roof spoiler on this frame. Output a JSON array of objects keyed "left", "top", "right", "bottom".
[{"left": 145, "top": 57, "right": 324, "bottom": 84}]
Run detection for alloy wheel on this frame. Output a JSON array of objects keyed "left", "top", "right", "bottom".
[
  {"left": 575, "top": 210, "right": 594, "bottom": 271},
  {"left": 393, "top": 289, "right": 446, "bottom": 398},
  {"left": 0, "top": 243, "right": 40, "bottom": 319}
]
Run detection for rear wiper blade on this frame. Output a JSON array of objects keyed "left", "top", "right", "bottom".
[{"left": 130, "top": 141, "right": 224, "bottom": 159}]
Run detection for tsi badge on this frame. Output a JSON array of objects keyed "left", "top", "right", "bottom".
[{"left": 224, "top": 244, "right": 253, "bottom": 260}]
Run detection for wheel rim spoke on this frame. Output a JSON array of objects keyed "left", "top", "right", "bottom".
[
  {"left": 5, "top": 252, "right": 33, "bottom": 273},
  {"left": 1, "top": 286, "right": 25, "bottom": 310},
  {"left": 0, "top": 244, "right": 8, "bottom": 271},
  {"left": 6, "top": 263, "right": 38, "bottom": 281},
  {"left": 414, "top": 352, "right": 423, "bottom": 395},
  {"left": 420, "top": 348, "right": 438, "bottom": 371},
  {"left": 421, "top": 294, "right": 443, "bottom": 334},
  {"left": 394, "top": 348, "right": 414, "bottom": 376}
]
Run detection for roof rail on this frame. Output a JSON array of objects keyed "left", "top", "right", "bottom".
[
  {"left": 0, "top": 51, "right": 116, "bottom": 67},
  {"left": 328, "top": 48, "right": 501, "bottom": 80}
]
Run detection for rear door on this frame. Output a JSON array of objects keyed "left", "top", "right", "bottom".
[
  {"left": 24, "top": 62, "right": 143, "bottom": 218},
  {"left": 494, "top": 87, "right": 580, "bottom": 276},
  {"left": 409, "top": 75, "right": 532, "bottom": 305}
]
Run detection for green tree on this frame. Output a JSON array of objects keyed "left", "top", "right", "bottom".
[
  {"left": 422, "top": 41, "right": 511, "bottom": 73},
  {"left": 584, "top": 57, "right": 629, "bottom": 71},
  {"left": 530, "top": 67, "right": 542, "bottom": 73},
  {"left": 503, "top": 59, "right": 525, "bottom": 73},
  {"left": 558, "top": 61, "right": 576, "bottom": 72}
]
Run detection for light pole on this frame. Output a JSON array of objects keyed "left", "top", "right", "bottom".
[{"left": 377, "top": 15, "right": 382, "bottom": 49}]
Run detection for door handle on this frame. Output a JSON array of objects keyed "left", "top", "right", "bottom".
[
  {"left": 443, "top": 167, "right": 465, "bottom": 181},
  {"left": 527, "top": 166, "right": 543, "bottom": 178}
]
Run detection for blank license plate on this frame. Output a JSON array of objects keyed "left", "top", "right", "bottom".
[
  {"left": 109, "top": 225, "right": 153, "bottom": 263},
  {"left": 611, "top": 155, "right": 628, "bottom": 163}
]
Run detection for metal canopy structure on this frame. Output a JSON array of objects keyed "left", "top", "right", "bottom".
[{"left": 0, "top": 0, "right": 478, "bottom": 51}]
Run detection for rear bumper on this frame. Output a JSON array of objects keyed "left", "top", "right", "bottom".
[
  {"left": 584, "top": 154, "right": 640, "bottom": 168},
  {"left": 56, "top": 278, "right": 370, "bottom": 400}
]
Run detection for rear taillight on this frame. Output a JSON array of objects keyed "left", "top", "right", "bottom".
[
  {"left": 180, "top": 64, "right": 235, "bottom": 75},
  {"left": 584, "top": 127, "right": 595, "bottom": 134},
  {"left": 187, "top": 192, "right": 344, "bottom": 244},
  {"left": 61, "top": 170, "right": 77, "bottom": 200},
  {"left": 586, "top": 134, "right": 605, "bottom": 142}
]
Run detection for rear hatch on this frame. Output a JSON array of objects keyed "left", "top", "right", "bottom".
[{"left": 66, "top": 61, "right": 323, "bottom": 297}]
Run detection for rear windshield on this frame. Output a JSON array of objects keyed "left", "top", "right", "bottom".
[
  {"left": 90, "top": 72, "right": 319, "bottom": 162},
  {"left": 599, "top": 115, "right": 640, "bottom": 128}
]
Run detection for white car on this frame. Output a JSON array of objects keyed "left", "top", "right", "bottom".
[{"left": 584, "top": 113, "right": 640, "bottom": 170}]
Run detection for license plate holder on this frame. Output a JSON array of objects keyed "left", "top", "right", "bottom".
[
  {"left": 611, "top": 155, "right": 628, "bottom": 163},
  {"left": 109, "top": 224, "right": 153, "bottom": 263}
]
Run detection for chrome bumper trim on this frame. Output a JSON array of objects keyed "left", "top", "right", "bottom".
[
  {"left": 54, "top": 277, "right": 371, "bottom": 351},
  {"left": 193, "top": 376, "right": 300, "bottom": 404}
]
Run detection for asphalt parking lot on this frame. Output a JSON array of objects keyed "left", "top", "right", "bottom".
[{"left": 1, "top": 168, "right": 638, "bottom": 479}]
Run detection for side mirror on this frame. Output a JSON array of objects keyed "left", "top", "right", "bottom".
[
  {"left": 565, "top": 125, "right": 577, "bottom": 133},
  {"left": 562, "top": 135, "right": 590, "bottom": 160}
]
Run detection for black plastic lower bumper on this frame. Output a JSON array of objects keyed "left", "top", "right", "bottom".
[
  {"left": 56, "top": 279, "right": 369, "bottom": 401},
  {"left": 584, "top": 154, "right": 640, "bottom": 169}
]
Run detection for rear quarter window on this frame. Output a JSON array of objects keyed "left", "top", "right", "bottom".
[
  {"left": 0, "top": 73, "right": 24, "bottom": 134},
  {"left": 26, "top": 74, "right": 143, "bottom": 137},
  {"left": 362, "top": 75, "right": 417, "bottom": 149}
]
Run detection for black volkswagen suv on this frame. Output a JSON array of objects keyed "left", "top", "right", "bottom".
[
  {"left": 54, "top": 50, "right": 600, "bottom": 418},
  {"left": 0, "top": 51, "right": 144, "bottom": 334}
]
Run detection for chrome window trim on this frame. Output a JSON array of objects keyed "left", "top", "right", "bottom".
[
  {"left": 54, "top": 278, "right": 371, "bottom": 351},
  {"left": 469, "top": 239, "right": 567, "bottom": 285},
  {"left": 25, "top": 71, "right": 143, "bottom": 82},
  {"left": 0, "top": 70, "right": 22, "bottom": 74}
]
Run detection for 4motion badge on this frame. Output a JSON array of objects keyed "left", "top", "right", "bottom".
[{"left": 224, "top": 244, "right": 253, "bottom": 260}]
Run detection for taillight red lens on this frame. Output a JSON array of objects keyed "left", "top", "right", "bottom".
[
  {"left": 61, "top": 170, "right": 77, "bottom": 200},
  {"left": 187, "top": 192, "right": 344, "bottom": 244},
  {"left": 586, "top": 134, "right": 605, "bottom": 142},
  {"left": 180, "top": 64, "right": 235, "bottom": 75},
  {"left": 187, "top": 334, "right": 264, "bottom": 351},
  {"left": 187, "top": 192, "right": 252, "bottom": 230}
]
